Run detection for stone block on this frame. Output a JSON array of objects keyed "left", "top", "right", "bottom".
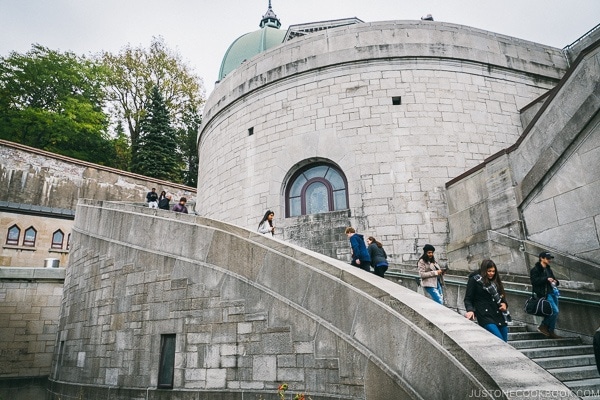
[{"left": 253, "top": 355, "right": 276, "bottom": 381}]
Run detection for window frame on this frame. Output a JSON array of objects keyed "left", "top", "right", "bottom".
[
  {"left": 6, "top": 224, "right": 20, "bottom": 246},
  {"left": 285, "top": 163, "right": 349, "bottom": 217},
  {"left": 23, "top": 226, "right": 37, "bottom": 247},
  {"left": 51, "top": 229, "right": 64, "bottom": 249}
]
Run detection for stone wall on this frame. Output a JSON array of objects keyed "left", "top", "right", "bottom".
[
  {"left": 0, "top": 139, "right": 196, "bottom": 268},
  {"left": 48, "top": 200, "right": 574, "bottom": 399},
  {"left": 0, "top": 140, "right": 196, "bottom": 211},
  {"left": 282, "top": 209, "right": 350, "bottom": 260},
  {"left": 0, "top": 268, "right": 64, "bottom": 396},
  {"left": 198, "top": 21, "right": 566, "bottom": 267},
  {"left": 445, "top": 40, "right": 600, "bottom": 282},
  {"left": 0, "top": 210, "right": 72, "bottom": 268},
  {"left": 517, "top": 42, "right": 600, "bottom": 264}
]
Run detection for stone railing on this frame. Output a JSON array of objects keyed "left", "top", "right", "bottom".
[{"left": 49, "top": 200, "right": 577, "bottom": 399}]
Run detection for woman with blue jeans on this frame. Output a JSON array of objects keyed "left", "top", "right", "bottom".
[
  {"left": 530, "top": 251, "right": 561, "bottom": 338},
  {"left": 464, "top": 259, "right": 510, "bottom": 342},
  {"left": 418, "top": 244, "right": 445, "bottom": 304}
]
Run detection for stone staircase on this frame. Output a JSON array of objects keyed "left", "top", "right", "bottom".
[{"left": 509, "top": 324, "right": 600, "bottom": 399}]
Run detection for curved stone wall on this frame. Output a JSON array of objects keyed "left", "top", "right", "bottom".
[
  {"left": 49, "top": 200, "right": 573, "bottom": 399},
  {"left": 198, "top": 21, "right": 567, "bottom": 263}
]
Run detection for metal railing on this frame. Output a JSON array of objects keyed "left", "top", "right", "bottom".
[{"left": 386, "top": 270, "right": 600, "bottom": 307}]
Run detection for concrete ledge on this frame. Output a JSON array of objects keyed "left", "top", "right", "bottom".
[
  {"left": 0, "top": 267, "right": 66, "bottom": 280},
  {"left": 203, "top": 20, "right": 566, "bottom": 125},
  {"left": 52, "top": 200, "right": 577, "bottom": 399}
]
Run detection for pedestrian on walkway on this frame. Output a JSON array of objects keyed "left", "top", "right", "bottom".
[
  {"left": 345, "top": 227, "right": 371, "bottom": 272},
  {"left": 172, "top": 197, "right": 188, "bottom": 214},
  {"left": 257, "top": 210, "right": 275, "bottom": 236},
  {"left": 367, "top": 236, "right": 388, "bottom": 278},
  {"left": 418, "top": 244, "right": 445, "bottom": 304},
  {"left": 530, "top": 251, "right": 561, "bottom": 339},
  {"left": 464, "top": 259, "right": 511, "bottom": 342}
]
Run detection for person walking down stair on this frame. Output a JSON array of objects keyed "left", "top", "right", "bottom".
[
  {"left": 530, "top": 251, "right": 561, "bottom": 339},
  {"left": 464, "top": 259, "right": 511, "bottom": 342},
  {"left": 417, "top": 244, "right": 445, "bottom": 304}
]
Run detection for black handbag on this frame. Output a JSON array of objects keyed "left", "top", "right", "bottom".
[{"left": 524, "top": 293, "right": 553, "bottom": 316}]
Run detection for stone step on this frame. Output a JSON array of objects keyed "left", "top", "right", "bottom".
[
  {"left": 563, "top": 377, "right": 600, "bottom": 396},
  {"left": 508, "top": 331, "right": 547, "bottom": 341},
  {"left": 520, "top": 345, "right": 594, "bottom": 359},
  {"left": 533, "top": 354, "right": 598, "bottom": 369},
  {"left": 548, "top": 365, "right": 600, "bottom": 381},
  {"left": 507, "top": 324, "right": 528, "bottom": 333},
  {"left": 510, "top": 337, "right": 582, "bottom": 349}
]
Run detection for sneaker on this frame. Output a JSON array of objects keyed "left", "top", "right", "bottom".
[
  {"left": 548, "top": 332, "right": 563, "bottom": 339},
  {"left": 537, "top": 325, "right": 550, "bottom": 337}
]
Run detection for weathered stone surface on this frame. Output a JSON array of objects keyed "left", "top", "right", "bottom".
[
  {"left": 47, "top": 201, "right": 575, "bottom": 399},
  {"left": 198, "top": 21, "right": 565, "bottom": 267}
]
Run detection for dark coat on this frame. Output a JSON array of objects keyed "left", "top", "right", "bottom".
[
  {"left": 367, "top": 243, "right": 388, "bottom": 267},
  {"left": 349, "top": 233, "right": 371, "bottom": 264},
  {"left": 464, "top": 272, "right": 507, "bottom": 327},
  {"left": 530, "top": 262, "right": 559, "bottom": 298}
]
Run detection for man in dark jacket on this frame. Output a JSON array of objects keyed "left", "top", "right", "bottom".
[
  {"left": 172, "top": 197, "right": 188, "bottom": 214},
  {"left": 146, "top": 188, "right": 159, "bottom": 208},
  {"left": 530, "top": 251, "right": 561, "bottom": 338},
  {"left": 345, "top": 227, "right": 371, "bottom": 272}
]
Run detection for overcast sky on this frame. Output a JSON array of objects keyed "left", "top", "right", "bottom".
[{"left": 1, "top": 0, "right": 599, "bottom": 96}]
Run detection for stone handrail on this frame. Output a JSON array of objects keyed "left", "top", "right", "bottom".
[{"left": 49, "top": 200, "right": 577, "bottom": 399}]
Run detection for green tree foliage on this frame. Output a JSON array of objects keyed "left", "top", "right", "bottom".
[
  {"left": 178, "top": 106, "right": 201, "bottom": 187},
  {"left": 101, "top": 37, "right": 205, "bottom": 168},
  {"left": 0, "top": 44, "right": 116, "bottom": 165},
  {"left": 112, "top": 120, "right": 131, "bottom": 171},
  {"left": 132, "top": 86, "right": 181, "bottom": 181}
]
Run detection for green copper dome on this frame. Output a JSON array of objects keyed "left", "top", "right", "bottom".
[{"left": 218, "top": 1, "right": 286, "bottom": 81}]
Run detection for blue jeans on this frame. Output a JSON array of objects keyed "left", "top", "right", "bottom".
[
  {"left": 483, "top": 324, "right": 509, "bottom": 342},
  {"left": 542, "top": 293, "right": 559, "bottom": 332},
  {"left": 424, "top": 281, "right": 444, "bottom": 305}
]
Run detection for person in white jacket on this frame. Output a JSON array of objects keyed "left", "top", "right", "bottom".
[{"left": 257, "top": 210, "right": 275, "bottom": 236}]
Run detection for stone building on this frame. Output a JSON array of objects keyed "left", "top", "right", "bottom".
[
  {"left": 2, "top": 2, "right": 600, "bottom": 399},
  {"left": 0, "top": 139, "right": 196, "bottom": 268},
  {"left": 198, "top": 5, "right": 592, "bottom": 272},
  {"left": 0, "top": 139, "right": 196, "bottom": 398}
]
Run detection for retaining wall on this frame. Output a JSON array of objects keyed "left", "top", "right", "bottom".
[{"left": 49, "top": 200, "right": 575, "bottom": 399}]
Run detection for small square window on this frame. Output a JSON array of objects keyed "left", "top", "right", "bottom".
[
  {"left": 248, "top": 127, "right": 254, "bottom": 136},
  {"left": 392, "top": 96, "right": 401, "bottom": 105}
]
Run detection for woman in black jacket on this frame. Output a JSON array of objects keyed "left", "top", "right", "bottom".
[
  {"left": 367, "top": 236, "right": 388, "bottom": 277},
  {"left": 464, "top": 259, "right": 510, "bottom": 342}
]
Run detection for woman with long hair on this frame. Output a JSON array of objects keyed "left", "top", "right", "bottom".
[
  {"left": 418, "top": 244, "right": 445, "bottom": 304},
  {"left": 464, "top": 259, "right": 511, "bottom": 342},
  {"left": 367, "top": 236, "right": 388, "bottom": 277},
  {"left": 258, "top": 210, "right": 275, "bottom": 236}
]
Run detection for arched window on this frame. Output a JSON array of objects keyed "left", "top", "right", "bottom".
[
  {"left": 23, "top": 227, "right": 37, "bottom": 247},
  {"left": 52, "top": 230, "right": 64, "bottom": 249},
  {"left": 286, "top": 163, "right": 348, "bottom": 217},
  {"left": 6, "top": 225, "right": 20, "bottom": 245}
]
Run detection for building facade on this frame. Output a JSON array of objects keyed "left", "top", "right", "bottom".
[
  {"left": 0, "top": 139, "right": 196, "bottom": 268},
  {"left": 199, "top": 18, "right": 568, "bottom": 267}
]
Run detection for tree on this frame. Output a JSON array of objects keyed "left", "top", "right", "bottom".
[
  {"left": 178, "top": 106, "right": 201, "bottom": 187},
  {"left": 132, "top": 86, "right": 181, "bottom": 181},
  {"left": 0, "top": 44, "right": 116, "bottom": 165},
  {"left": 101, "top": 37, "right": 205, "bottom": 165},
  {"left": 111, "top": 121, "right": 131, "bottom": 171}
]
